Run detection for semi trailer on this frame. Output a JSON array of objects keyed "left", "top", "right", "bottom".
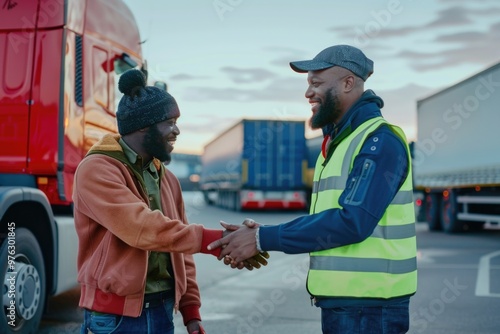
[
  {"left": 413, "top": 62, "right": 500, "bottom": 233},
  {"left": 200, "top": 119, "right": 308, "bottom": 211}
]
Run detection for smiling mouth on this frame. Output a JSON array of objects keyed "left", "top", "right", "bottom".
[{"left": 310, "top": 102, "right": 320, "bottom": 111}]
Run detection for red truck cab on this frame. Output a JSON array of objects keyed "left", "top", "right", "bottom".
[{"left": 0, "top": 1, "right": 145, "bottom": 332}]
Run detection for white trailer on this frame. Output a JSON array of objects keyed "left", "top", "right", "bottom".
[{"left": 413, "top": 62, "right": 500, "bottom": 233}]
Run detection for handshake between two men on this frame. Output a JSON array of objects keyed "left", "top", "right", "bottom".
[{"left": 208, "top": 219, "right": 269, "bottom": 271}]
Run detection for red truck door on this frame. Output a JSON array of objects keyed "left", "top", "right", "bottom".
[{"left": 0, "top": 1, "right": 40, "bottom": 173}]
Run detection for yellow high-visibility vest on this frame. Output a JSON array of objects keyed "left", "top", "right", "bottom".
[{"left": 308, "top": 117, "right": 417, "bottom": 299}]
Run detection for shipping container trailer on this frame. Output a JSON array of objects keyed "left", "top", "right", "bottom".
[
  {"left": 413, "top": 62, "right": 500, "bottom": 233},
  {"left": 200, "top": 119, "right": 308, "bottom": 210}
]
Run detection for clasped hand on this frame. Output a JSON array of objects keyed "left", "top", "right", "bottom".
[{"left": 208, "top": 219, "right": 269, "bottom": 270}]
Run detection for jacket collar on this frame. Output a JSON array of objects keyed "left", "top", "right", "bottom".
[{"left": 86, "top": 134, "right": 163, "bottom": 173}]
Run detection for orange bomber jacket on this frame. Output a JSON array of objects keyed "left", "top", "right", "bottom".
[{"left": 73, "top": 134, "right": 222, "bottom": 325}]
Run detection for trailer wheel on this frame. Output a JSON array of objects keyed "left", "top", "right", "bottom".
[
  {"left": 0, "top": 228, "right": 46, "bottom": 334},
  {"left": 441, "top": 190, "right": 465, "bottom": 233},
  {"left": 233, "top": 191, "right": 241, "bottom": 212},
  {"left": 203, "top": 191, "right": 214, "bottom": 205},
  {"left": 425, "top": 193, "right": 442, "bottom": 231}
]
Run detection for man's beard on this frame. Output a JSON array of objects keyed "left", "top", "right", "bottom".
[
  {"left": 143, "top": 124, "right": 171, "bottom": 163},
  {"left": 309, "top": 88, "right": 342, "bottom": 130}
]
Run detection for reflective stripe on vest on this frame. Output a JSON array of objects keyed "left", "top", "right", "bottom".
[{"left": 308, "top": 117, "right": 417, "bottom": 299}]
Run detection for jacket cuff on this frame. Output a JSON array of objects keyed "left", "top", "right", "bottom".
[
  {"left": 201, "top": 229, "right": 223, "bottom": 257},
  {"left": 180, "top": 304, "right": 201, "bottom": 326},
  {"left": 259, "top": 225, "right": 281, "bottom": 251}
]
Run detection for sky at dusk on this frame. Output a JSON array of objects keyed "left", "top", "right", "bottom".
[{"left": 122, "top": 0, "right": 500, "bottom": 154}]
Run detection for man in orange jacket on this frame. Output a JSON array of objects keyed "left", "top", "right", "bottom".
[{"left": 74, "top": 69, "right": 267, "bottom": 334}]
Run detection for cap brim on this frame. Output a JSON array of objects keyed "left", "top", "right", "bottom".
[{"left": 289, "top": 60, "right": 334, "bottom": 73}]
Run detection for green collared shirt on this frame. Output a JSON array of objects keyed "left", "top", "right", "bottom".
[{"left": 119, "top": 139, "right": 173, "bottom": 294}]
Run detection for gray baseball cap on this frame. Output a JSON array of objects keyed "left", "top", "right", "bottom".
[{"left": 290, "top": 45, "right": 374, "bottom": 81}]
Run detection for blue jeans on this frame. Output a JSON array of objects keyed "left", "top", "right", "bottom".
[
  {"left": 80, "top": 295, "right": 175, "bottom": 334},
  {"left": 321, "top": 299, "right": 409, "bottom": 334}
]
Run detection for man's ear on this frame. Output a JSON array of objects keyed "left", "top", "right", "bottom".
[{"left": 343, "top": 75, "right": 356, "bottom": 93}]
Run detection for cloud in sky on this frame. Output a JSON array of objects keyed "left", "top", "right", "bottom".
[
  {"left": 263, "top": 46, "right": 311, "bottom": 67},
  {"left": 427, "top": 6, "right": 471, "bottom": 27},
  {"left": 182, "top": 76, "right": 306, "bottom": 103},
  {"left": 334, "top": 5, "right": 476, "bottom": 40},
  {"left": 398, "top": 22, "right": 500, "bottom": 70},
  {"left": 169, "top": 73, "right": 210, "bottom": 81},
  {"left": 336, "top": 4, "right": 500, "bottom": 38},
  {"left": 220, "top": 66, "right": 276, "bottom": 83}
]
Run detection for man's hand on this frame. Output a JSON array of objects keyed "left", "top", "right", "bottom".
[
  {"left": 208, "top": 220, "right": 261, "bottom": 263},
  {"left": 186, "top": 320, "right": 206, "bottom": 334},
  {"left": 220, "top": 220, "right": 268, "bottom": 270},
  {"left": 223, "top": 251, "right": 269, "bottom": 269},
  {"left": 220, "top": 219, "right": 269, "bottom": 269}
]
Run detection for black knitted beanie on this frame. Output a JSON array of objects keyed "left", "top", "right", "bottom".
[{"left": 116, "top": 69, "right": 177, "bottom": 135}]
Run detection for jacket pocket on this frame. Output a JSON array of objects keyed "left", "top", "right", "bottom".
[
  {"left": 95, "top": 236, "right": 148, "bottom": 296},
  {"left": 344, "top": 159, "right": 375, "bottom": 206},
  {"left": 92, "top": 232, "right": 112, "bottom": 278}
]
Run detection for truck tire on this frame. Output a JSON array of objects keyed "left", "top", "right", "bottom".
[
  {"left": 233, "top": 191, "right": 241, "bottom": 212},
  {"left": 0, "top": 228, "right": 46, "bottom": 334},
  {"left": 203, "top": 191, "right": 214, "bottom": 205},
  {"left": 425, "top": 193, "right": 442, "bottom": 231},
  {"left": 441, "top": 190, "right": 466, "bottom": 233}
]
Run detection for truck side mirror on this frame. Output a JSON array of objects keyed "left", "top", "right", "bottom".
[{"left": 114, "top": 53, "right": 138, "bottom": 74}]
